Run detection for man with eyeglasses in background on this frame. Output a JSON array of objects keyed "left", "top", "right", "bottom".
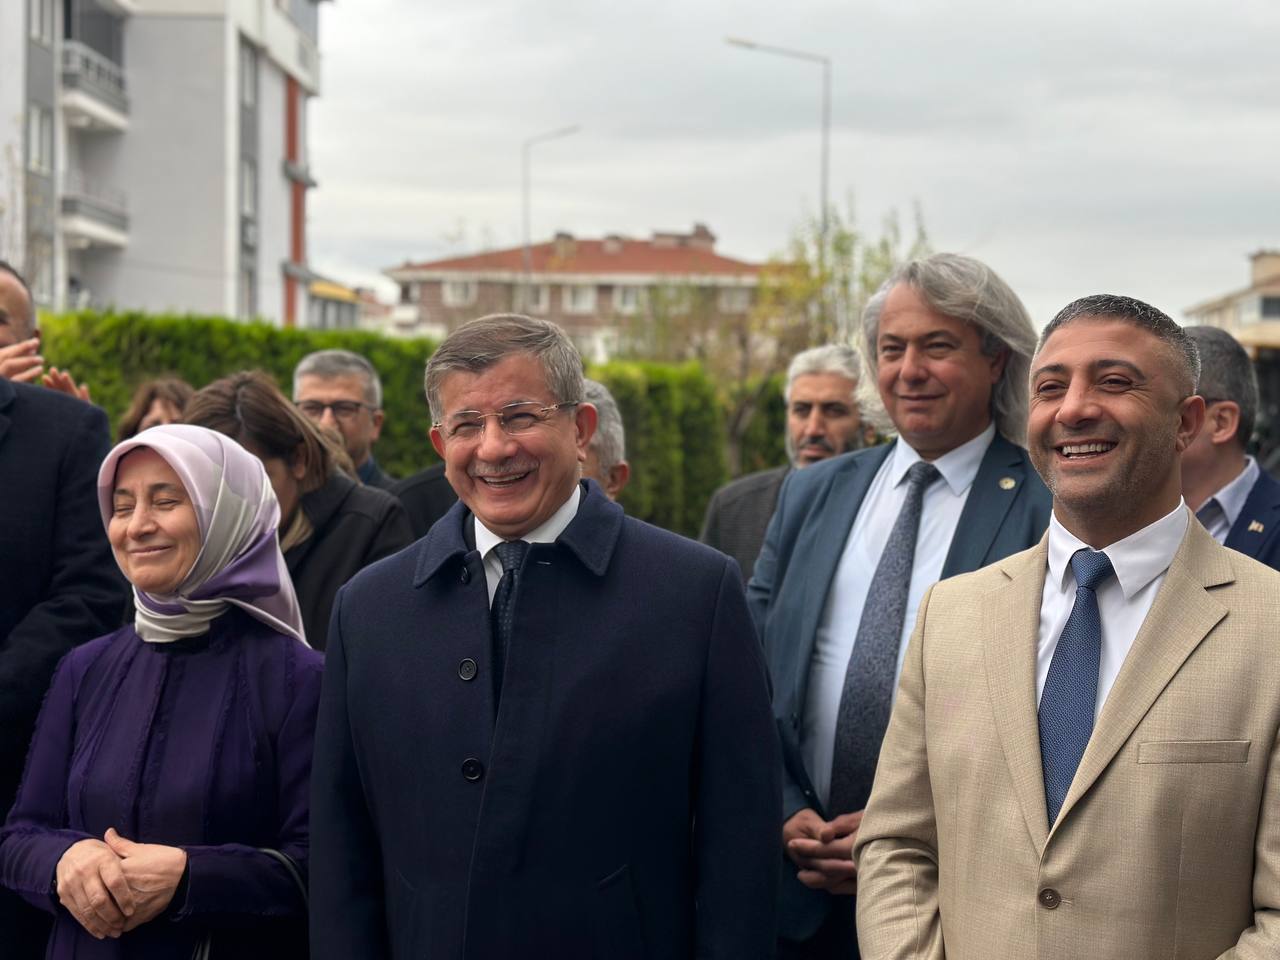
[
  {"left": 293, "top": 348, "right": 395, "bottom": 489},
  {"left": 310, "top": 312, "right": 781, "bottom": 959}
]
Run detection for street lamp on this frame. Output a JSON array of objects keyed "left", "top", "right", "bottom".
[
  {"left": 521, "top": 124, "right": 580, "bottom": 310},
  {"left": 726, "top": 37, "right": 831, "bottom": 247}
]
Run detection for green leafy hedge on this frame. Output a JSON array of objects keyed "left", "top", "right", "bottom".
[{"left": 41, "top": 311, "right": 786, "bottom": 537}]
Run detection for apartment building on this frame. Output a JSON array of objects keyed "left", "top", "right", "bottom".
[
  {"left": 0, "top": 0, "right": 327, "bottom": 327},
  {"left": 383, "top": 224, "right": 761, "bottom": 360},
  {"left": 1185, "top": 251, "right": 1280, "bottom": 352}
]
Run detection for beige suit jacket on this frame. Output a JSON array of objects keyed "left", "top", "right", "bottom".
[{"left": 854, "top": 514, "right": 1280, "bottom": 960}]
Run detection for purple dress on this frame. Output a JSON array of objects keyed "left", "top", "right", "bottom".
[{"left": 0, "top": 609, "right": 323, "bottom": 959}]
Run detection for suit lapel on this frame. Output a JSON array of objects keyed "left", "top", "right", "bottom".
[
  {"left": 788, "top": 445, "right": 891, "bottom": 708},
  {"left": 942, "top": 433, "right": 1025, "bottom": 578},
  {"left": 1225, "top": 471, "right": 1280, "bottom": 561},
  {"left": 982, "top": 538, "right": 1051, "bottom": 854},
  {"left": 0, "top": 377, "right": 14, "bottom": 449},
  {"left": 1052, "top": 518, "right": 1232, "bottom": 832}
]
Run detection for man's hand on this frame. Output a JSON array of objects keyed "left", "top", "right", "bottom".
[
  {"left": 41, "top": 366, "right": 91, "bottom": 402},
  {"left": 0, "top": 337, "right": 43, "bottom": 383},
  {"left": 104, "top": 828, "right": 188, "bottom": 932},
  {"left": 55, "top": 838, "right": 134, "bottom": 939},
  {"left": 782, "top": 808, "right": 826, "bottom": 867},
  {"left": 787, "top": 809, "right": 863, "bottom": 895}
]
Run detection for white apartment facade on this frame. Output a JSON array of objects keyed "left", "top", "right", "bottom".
[{"left": 0, "top": 0, "right": 327, "bottom": 327}]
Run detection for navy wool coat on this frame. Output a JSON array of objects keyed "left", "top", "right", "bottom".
[{"left": 310, "top": 480, "right": 782, "bottom": 960}]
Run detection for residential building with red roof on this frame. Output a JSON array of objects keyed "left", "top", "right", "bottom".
[{"left": 383, "top": 223, "right": 760, "bottom": 360}]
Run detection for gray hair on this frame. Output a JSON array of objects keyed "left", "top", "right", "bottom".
[
  {"left": 583, "top": 379, "right": 626, "bottom": 467},
  {"left": 785, "top": 344, "right": 860, "bottom": 403},
  {"left": 293, "top": 348, "right": 383, "bottom": 408},
  {"left": 858, "top": 252, "right": 1037, "bottom": 445},
  {"left": 1186, "top": 326, "right": 1255, "bottom": 445},
  {"left": 424, "top": 313, "right": 585, "bottom": 423},
  {"left": 1039, "top": 295, "right": 1200, "bottom": 396}
]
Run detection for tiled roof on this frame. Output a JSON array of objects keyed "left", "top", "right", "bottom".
[{"left": 389, "top": 234, "right": 760, "bottom": 278}]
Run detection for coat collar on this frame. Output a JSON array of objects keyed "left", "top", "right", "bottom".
[
  {"left": 0, "top": 375, "right": 17, "bottom": 447},
  {"left": 941, "top": 431, "right": 1033, "bottom": 578},
  {"left": 983, "top": 511, "right": 1233, "bottom": 854},
  {"left": 412, "top": 478, "right": 622, "bottom": 587},
  {"left": 1225, "top": 468, "right": 1280, "bottom": 558}
]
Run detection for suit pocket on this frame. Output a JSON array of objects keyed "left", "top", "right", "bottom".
[
  {"left": 1137, "top": 740, "right": 1250, "bottom": 764},
  {"left": 594, "top": 864, "right": 645, "bottom": 960}
]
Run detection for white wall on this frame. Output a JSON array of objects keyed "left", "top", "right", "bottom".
[
  {"left": 257, "top": 56, "right": 288, "bottom": 324},
  {"left": 0, "top": 3, "right": 27, "bottom": 264}
]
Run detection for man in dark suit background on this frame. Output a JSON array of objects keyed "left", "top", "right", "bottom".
[
  {"left": 700, "top": 344, "right": 870, "bottom": 581},
  {"left": 748, "top": 253, "right": 1052, "bottom": 958},
  {"left": 1181, "top": 325, "right": 1280, "bottom": 568},
  {"left": 310, "top": 313, "right": 781, "bottom": 959},
  {"left": 0, "top": 260, "right": 125, "bottom": 958}
]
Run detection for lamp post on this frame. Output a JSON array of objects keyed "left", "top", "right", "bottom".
[{"left": 521, "top": 124, "right": 580, "bottom": 310}]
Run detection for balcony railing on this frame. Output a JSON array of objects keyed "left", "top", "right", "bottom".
[
  {"left": 62, "top": 41, "right": 129, "bottom": 116},
  {"left": 62, "top": 170, "right": 129, "bottom": 235}
]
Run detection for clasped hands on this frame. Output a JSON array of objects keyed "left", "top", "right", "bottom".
[
  {"left": 784, "top": 807, "right": 863, "bottom": 895},
  {"left": 54, "top": 828, "right": 186, "bottom": 940},
  {"left": 0, "top": 337, "right": 90, "bottom": 401}
]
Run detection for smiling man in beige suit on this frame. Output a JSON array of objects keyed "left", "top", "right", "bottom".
[{"left": 854, "top": 293, "right": 1280, "bottom": 960}]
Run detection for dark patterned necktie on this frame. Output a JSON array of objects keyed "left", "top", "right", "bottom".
[
  {"left": 1039, "top": 548, "right": 1114, "bottom": 825},
  {"left": 491, "top": 540, "right": 529, "bottom": 707},
  {"left": 828, "top": 460, "right": 940, "bottom": 814}
]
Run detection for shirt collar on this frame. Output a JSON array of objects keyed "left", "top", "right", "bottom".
[
  {"left": 475, "top": 484, "right": 581, "bottom": 560},
  {"left": 889, "top": 421, "right": 996, "bottom": 496},
  {"left": 1047, "top": 500, "right": 1189, "bottom": 600},
  {"left": 1203, "top": 456, "right": 1259, "bottom": 530}
]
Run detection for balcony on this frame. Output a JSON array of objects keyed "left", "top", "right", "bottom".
[
  {"left": 61, "top": 41, "right": 129, "bottom": 133},
  {"left": 61, "top": 171, "right": 129, "bottom": 250}
]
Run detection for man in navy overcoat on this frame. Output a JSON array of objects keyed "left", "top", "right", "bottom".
[{"left": 310, "top": 313, "right": 782, "bottom": 959}]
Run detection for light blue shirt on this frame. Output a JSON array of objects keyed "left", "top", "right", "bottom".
[
  {"left": 1195, "top": 457, "right": 1259, "bottom": 544},
  {"left": 802, "top": 422, "right": 996, "bottom": 809}
]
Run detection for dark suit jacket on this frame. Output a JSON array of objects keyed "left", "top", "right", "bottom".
[
  {"left": 746, "top": 432, "right": 1052, "bottom": 942},
  {"left": 0, "top": 379, "right": 125, "bottom": 959},
  {"left": 699, "top": 465, "right": 789, "bottom": 582},
  {"left": 390, "top": 461, "right": 458, "bottom": 538},
  {"left": 311, "top": 480, "right": 782, "bottom": 959},
  {"left": 1225, "top": 468, "right": 1280, "bottom": 570}
]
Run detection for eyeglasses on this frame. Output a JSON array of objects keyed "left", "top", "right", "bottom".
[
  {"left": 435, "top": 401, "right": 579, "bottom": 441},
  {"left": 296, "top": 400, "right": 376, "bottom": 421}
]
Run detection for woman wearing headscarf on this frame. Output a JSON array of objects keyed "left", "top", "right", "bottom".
[
  {"left": 184, "top": 370, "right": 413, "bottom": 648},
  {"left": 0, "top": 424, "right": 322, "bottom": 959}
]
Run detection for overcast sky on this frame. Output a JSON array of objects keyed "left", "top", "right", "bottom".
[{"left": 309, "top": 0, "right": 1280, "bottom": 327}]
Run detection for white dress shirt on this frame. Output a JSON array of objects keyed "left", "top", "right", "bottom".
[
  {"left": 1195, "top": 456, "right": 1259, "bottom": 544},
  {"left": 475, "top": 485, "right": 580, "bottom": 605},
  {"left": 1036, "top": 501, "right": 1188, "bottom": 717},
  {"left": 802, "top": 422, "right": 996, "bottom": 808}
]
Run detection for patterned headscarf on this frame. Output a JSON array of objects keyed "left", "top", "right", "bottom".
[{"left": 97, "top": 424, "right": 307, "bottom": 645}]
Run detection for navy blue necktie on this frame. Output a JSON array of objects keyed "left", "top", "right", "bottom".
[
  {"left": 828, "top": 460, "right": 940, "bottom": 814},
  {"left": 1039, "top": 548, "right": 1114, "bottom": 826},
  {"left": 491, "top": 540, "right": 529, "bottom": 707}
]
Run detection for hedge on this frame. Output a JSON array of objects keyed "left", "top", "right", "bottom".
[{"left": 40, "top": 311, "right": 787, "bottom": 537}]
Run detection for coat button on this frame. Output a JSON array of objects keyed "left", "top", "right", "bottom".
[
  {"left": 459, "top": 565, "right": 471, "bottom": 584},
  {"left": 458, "top": 658, "right": 477, "bottom": 681},
  {"left": 1038, "top": 888, "right": 1061, "bottom": 909},
  {"left": 462, "top": 758, "right": 484, "bottom": 781}
]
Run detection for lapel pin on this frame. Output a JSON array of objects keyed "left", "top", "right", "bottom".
[
  {"left": 999, "top": 476, "right": 1016, "bottom": 491},
  {"left": 1248, "top": 520, "right": 1265, "bottom": 534}
]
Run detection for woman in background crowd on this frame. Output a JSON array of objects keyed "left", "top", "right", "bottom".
[
  {"left": 117, "top": 377, "right": 194, "bottom": 441},
  {"left": 185, "top": 370, "right": 413, "bottom": 647},
  {"left": 0, "top": 424, "right": 321, "bottom": 958}
]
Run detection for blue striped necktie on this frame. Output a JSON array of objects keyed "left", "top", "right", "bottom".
[{"left": 491, "top": 540, "right": 529, "bottom": 707}]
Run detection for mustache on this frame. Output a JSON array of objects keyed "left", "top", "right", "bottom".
[
  {"left": 798, "top": 436, "right": 835, "bottom": 453},
  {"left": 469, "top": 457, "right": 539, "bottom": 478}
]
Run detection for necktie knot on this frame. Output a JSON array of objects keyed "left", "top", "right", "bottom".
[
  {"left": 1069, "top": 548, "right": 1114, "bottom": 592},
  {"left": 494, "top": 540, "right": 529, "bottom": 575},
  {"left": 906, "top": 461, "right": 941, "bottom": 492}
]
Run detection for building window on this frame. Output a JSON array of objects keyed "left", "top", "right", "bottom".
[
  {"left": 526, "top": 283, "right": 550, "bottom": 313},
  {"left": 27, "top": 106, "right": 53, "bottom": 174},
  {"left": 564, "top": 283, "right": 597, "bottom": 314},
  {"left": 442, "top": 280, "right": 477, "bottom": 307},
  {"left": 657, "top": 285, "right": 691, "bottom": 316},
  {"left": 612, "top": 285, "right": 642, "bottom": 315},
  {"left": 718, "top": 286, "right": 752, "bottom": 314},
  {"left": 399, "top": 282, "right": 416, "bottom": 304},
  {"left": 241, "top": 158, "right": 257, "bottom": 217},
  {"left": 240, "top": 42, "right": 258, "bottom": 108},
  {"left": 1262, "top": 297, "right": 1280, "bottom": 319},
  {"left": 239, "top": 265, "right": 256, "bottom": 318},
  {"left": 29, "top": 0, "right": 54, "bottom": 45}
]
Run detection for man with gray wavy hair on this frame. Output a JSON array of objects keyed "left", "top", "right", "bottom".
[
  {"left": 581, "top": 378, "right": 630, "bottom": 500},
  {"left": 749, "top": 253, "right": 1052, "bottom": 959}
]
